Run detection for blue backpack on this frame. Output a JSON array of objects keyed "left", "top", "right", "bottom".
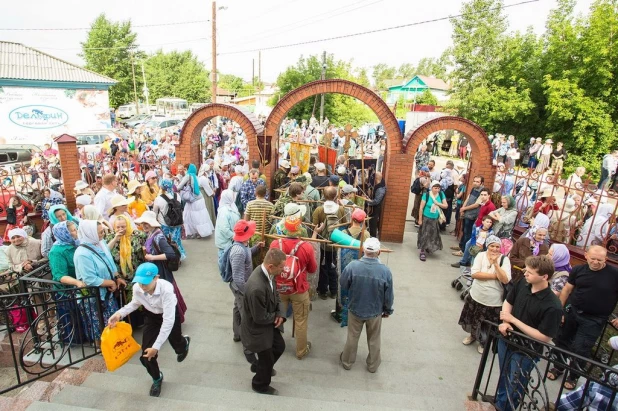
[{"left": 220, "top": 243, "right": 240, "bottom": 283}]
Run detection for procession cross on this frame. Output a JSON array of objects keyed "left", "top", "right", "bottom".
[{"left": 338, "top": 124, "right": 358, "bottom": 159}]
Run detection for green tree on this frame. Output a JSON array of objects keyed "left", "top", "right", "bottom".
[
  {"left": 144, "top": 50, "right": 210, "bottom": 103},
  {"left": 415, "top": 57, "right": 447, "bottom": 78},
  {"left": 80, "top": 14, "right": 142, "bottom": 108},
  {"left": 397, "top": 63, "right": 416, "bottom": 80},
  {"left": 372, "top": 63, "right": 397, "bottom": 90},
  {"left": 271, "top": 54, "right": 376, "bottom": 126}
]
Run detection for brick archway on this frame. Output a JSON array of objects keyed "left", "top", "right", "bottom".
[
  {"left": 176, "top": 103, "right": 264, "bottom": 167},
  {"left": 380, "top": 116, "right": 494, "bottom": 242}
]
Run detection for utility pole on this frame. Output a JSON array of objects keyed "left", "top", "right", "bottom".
[
  {"left": 130, "top": 53, "right": 140, "bottom": 114},
  {"left": 211, "top": 1, "right": 217, "bottom": 103},
  {"left": 141, "top": 61, "right": 150, "bottom": 112},
  {"left": 258, "top": 51, "right": 261, "bottom": 85},
  {"left": 319, "top": 51, "right": 326, "bottom": 125}
]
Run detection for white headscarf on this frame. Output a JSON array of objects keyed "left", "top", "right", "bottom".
[
  {"left": 8, "top": 228, "right": 28, "bottom": 239},
  {"left": 219, "top": 189, "right": 238, "bottom": 213},
  {"left": 228, "top": 176, "right": 244, "bottom": 192},
  {"left": 82, "top": 205, "right": 101, "bottom": 221},
  {"left": 78, "top": 220, "right": 103, "bottom": 249},
  {"left": 577, "top": 203, "right": 614, "bottom": 247}
]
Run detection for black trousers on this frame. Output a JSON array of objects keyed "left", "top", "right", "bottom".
[
  {"left": 140, "top": 309, "right": 186, "bottom": 380},
  {"left": 252, "top": 329, "right": 285, "bottom": 392},
  {"left": 369, "top": 208, "right": 380, "bottom": 237},
  {"left": 318, "top": 250, "right": 337, "bottom": 295},
  {"left": 440, "top": 198, "right": 454, "bottom": 229},
  {"left": 553, "top": 307, "right": 606, "bottom": 380}
]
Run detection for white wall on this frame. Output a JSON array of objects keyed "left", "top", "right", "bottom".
[{"left": 0, "top": 86, "right": 112, "bottom": 147}]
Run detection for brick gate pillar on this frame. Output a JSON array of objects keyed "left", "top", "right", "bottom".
[{"left": 54, "top": 134, "right": 80, "bottom": 213}]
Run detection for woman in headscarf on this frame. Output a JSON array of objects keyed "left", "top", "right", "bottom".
[
  {"left": 548, "top": 244, "right": 572, "bottom": 297},
  {"left": 488, "top": 195, "right": 518, "bottom": 238},
  {"left": 134, "top": 211, "right": 187, "bottom": 322},
  {"left": 577, "top": 203, "right": 615, "bottom": 248},
  {"left": 6, "top": 228, "right": 47, "bottom": 273},
  {"left": 74, "top": 220, "right": 124, "bottom": 342},
  {"left": 41, "top": 204, "right": 79, "bottom": 258},
  {"left": 198, "top": 163, "right": 217, "bottom": 227},
  {"left": 509, "top": 221, "right": 549, "bottom": 282},
  {"left": 215, "top": 189, "right": 241, "bottom": 273},
  {"left": 105, "top": 215, "right": 147, "bottom": 284},
  {"left": 458, "top": 235, "right": 511, "bottom": 354},
  {"left": 49, "top": 221, "right": 89, "bottom": 344},
  {"left": 82, "top": 205, "right": 113, "bottom": 231},
  {"left": 153, "top": 179, "right": 186, "bottom": 260},
  {"left": 177, "top": 163, "right": 213, "bottom": 239},
  {"left": 417, "top": 180, "right": 448, "bottom": 262}
]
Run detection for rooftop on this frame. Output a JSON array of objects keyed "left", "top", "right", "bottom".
[{"left": 0, "top": 41, "right": 117, "bottom": 84}]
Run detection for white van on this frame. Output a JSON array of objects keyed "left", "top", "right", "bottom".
[{"left": 117, "top": 104, "right": 139, "bottom": 119}]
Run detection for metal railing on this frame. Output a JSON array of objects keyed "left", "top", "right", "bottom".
[
  {"left": 472, "top": 321, "right": 618, "bottom": 410},
  {"left": 0, "top": 264, "right": 104, "bottom": 395}
]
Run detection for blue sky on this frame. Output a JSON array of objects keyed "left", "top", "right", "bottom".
[{"left": 0, "top": 0, "right": 594, "bottom": 83}]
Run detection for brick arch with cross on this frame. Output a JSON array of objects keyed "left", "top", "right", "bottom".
[{"left": 176, "top": 103, "right": 264, "bottom": 167}]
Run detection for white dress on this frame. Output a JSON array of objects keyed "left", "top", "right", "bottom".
[{"left": 178, "top": 174, "right": 214, "bottom": 238}]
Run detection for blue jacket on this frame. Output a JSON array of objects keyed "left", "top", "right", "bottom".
[
  {"left": 73, "top": 241, "right": 116, "bottom": 301},
  {"left": 340, "top": 257, "right": 394, "bottom": 320}
]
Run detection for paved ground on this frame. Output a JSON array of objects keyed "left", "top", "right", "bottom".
[{"left": 142, "top": 222, "right": 483, "bottom": 410}]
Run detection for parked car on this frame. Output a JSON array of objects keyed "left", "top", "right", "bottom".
[
  {"left": 75, "top": 129, "right": 130, "bottom": 155},
  {"left": 0, "top": 144, "right": 43, "bottom": 173},
  {"left": 138, "top": 118, "right": 182, "bottom": 138},
  {"left": 123, "top": 114, "right": 165, "bottom": 129}
]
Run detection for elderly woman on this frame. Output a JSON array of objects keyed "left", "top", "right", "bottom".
[
  {"left": 152, "top": 179, "right": 186, "bottom": 260},
  {"left": 488, "top": 195, "right": 518, "bottom": 238},
  {"left": 49, "top": 221, "right": 89, "bottom": 343},
  {"left": 177, "top": 163, "right": 213, "bottom": 239},
  {"left": 458, "top": 235, "right": 511, "bottom": 354},
  {"left": 6, "top": 228, "right": 47, "bottom": 273},
  {"left": 41, "top": 204, "right": 79, "bottom": 258},
  {"left": 418, "top": 180, "right": 448, "bottom": 262},
  {"left": 74, "top": 220, "right": 125, "bottom": 342},
  {"left": 509, "top": 224, "right": 549, "bottom": 282},
  {"left": 105, "top": 215, "right": 147, "bottom": 283},
  {"left": 135, "top": 211, "right": 187, "bottom": 322},
  {"left": 536, "top": 139, "right": 553, "bottom": 173},
  {"left": 576, "top": 203, "right": 614, "bottom": 248},
  {"left": 548, "top": 244, "right": 572, "bottom": 297},
  {"left": 215, "top": 189, "right": 241, "bottom": 272},
  {"left": 108, "top": 194, "right": 136, "bottom": 230}
]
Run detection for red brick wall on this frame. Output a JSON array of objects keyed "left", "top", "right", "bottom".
[
  {"left": 177, "top": 103, "right": 264, "bottom": 169},
  {"left": 54, "top": 135, "right": 80, "bottom": 214}
]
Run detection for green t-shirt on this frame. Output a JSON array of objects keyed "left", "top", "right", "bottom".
[
  {"left": 48, "top": 244, "right": 77, "bottom": 290},
  {"left": 422, "top": 191, "right": 445, "bottom": 219}
]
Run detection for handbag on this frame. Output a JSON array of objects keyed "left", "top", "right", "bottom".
[
  {"left": 428, "top": 191, "right": 447, "bottom": 224},
  {"left": 180, "top": 182, "right": 200, "bottom": 203}
]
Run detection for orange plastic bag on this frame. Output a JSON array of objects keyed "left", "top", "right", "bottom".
[{"left": 100, "top": 321, "right": 141, "bottom": 372}]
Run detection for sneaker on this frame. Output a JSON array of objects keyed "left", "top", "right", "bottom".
[
  {"left": 177, "top": 336, "right": 190, "bottom": 362},
  {"left": 451, "top": 262, "right": 461, "bottom": 268},
  {"left": 339, "top": 352, "right": 351, "bottom": 370},
  {"left": 297, "top": 342, "right": 312, "bottom": 360},
  {"left": 330, "top": 310, "right": 342, "bottom": 323},
  {"left": 450, "top": 245, "right": 461, "bottom": 251},
  {"left": 318, "top": 293, "right": 328, "bottom": 300},
  {"left": 462, "top": 336, "right": 476, "bottom": 345},
  {"left": 452, "top": 251, "right": 463, "bottom": 257},
  {"left": 150, "top": 372, "right": 163, "bottom": 397}
]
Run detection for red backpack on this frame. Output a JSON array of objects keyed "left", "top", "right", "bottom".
[{"left": 275, "top": 239, "right": 306, "bottom": 295}]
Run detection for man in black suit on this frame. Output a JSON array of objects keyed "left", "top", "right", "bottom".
[{"left": 241, "top": 248, "right": 287, "bottom": 395}]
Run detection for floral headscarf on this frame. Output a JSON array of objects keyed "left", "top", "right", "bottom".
[
  {"left": 114, "top": 214, "right": 134, "bottom": 276},
  {"left": 49, "top": 204, "right": 78, "bottom": 225},
  {"left": 52, "top": 221, "right": 78, "bottom": 246},
  {"left": 525, "top": 215, "right": 549, "bottom": 256},
  {"left": 160, "top": 178, "right": 174, "bottom": 194}
]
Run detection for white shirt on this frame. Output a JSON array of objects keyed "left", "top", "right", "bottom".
[
  {"left": 116, "top": 279, "right": 177, "bottom": 351},
  {"left": 94, "top": 187, "right": 115, "bottom": 220},
  {"left": 261, "top": 264, "right": 273, "bottom": 292},
  {"left": 469, "top": 252, "right": 512, "bottom": 307}
]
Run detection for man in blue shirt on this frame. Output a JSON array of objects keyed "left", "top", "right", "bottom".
[{"left": 339, "top": 237, "right": 394, "bottom": 373}]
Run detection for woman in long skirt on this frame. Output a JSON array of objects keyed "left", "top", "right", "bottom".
[
  {"left": 535, "top": 139, "right": 553, "bottom": 173},
  {"left": 417, "top": 181, "right": 448, "bottom": 261},
  {"left": 177, "top": 163, "right": 214, "bottom": 239},
  {"left": 458, "top": 236, "right": 511, "bottom": 354}
]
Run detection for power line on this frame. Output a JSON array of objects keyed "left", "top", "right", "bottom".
[
  {"left": 0, "top": 19, "right": 209, "bottom": 31},
  {"left": 220, "top": 0, "right": 540, "bottom": 56}
]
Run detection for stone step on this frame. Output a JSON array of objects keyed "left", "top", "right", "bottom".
[{"left": 27, "top": 401, "right": 98, "bottom": 411}]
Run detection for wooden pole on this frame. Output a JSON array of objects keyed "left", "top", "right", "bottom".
[
  {"left": 331, "top": 243, "right": 393, "bottom": 253},
  {"left": 265, "top": 233, "right": 329, "bottom": 244}
]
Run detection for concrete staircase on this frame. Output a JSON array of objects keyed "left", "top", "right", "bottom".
[{"left": 0, "top": 230, "right": 496, "bottom": 410}]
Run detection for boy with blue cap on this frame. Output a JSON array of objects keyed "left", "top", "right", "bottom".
[{"left": 108, "top": 262, "right": 190, "bottom": 397}]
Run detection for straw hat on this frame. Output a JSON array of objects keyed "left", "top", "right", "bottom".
[
  {"left": 538, "top": 188, "right": 554, "bottom": 199},
  {"left": 135, "top": 210, "right": 161, "bottom": 228},
  {"left": 74, "top": 180, "right": 89, "bottom": 191},
  {"left": 108, "top": 194, "right": 130, "bottom": 215},
  {"left": 126, "top": 180, "right": 145, "bottom": 195},
  {"left": 562, "top": 198, "right": 576, "bottom": 213}
]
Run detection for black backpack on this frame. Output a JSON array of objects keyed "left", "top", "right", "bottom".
[
  {"left": 411, "top": 178, "right": 422, "bottom": 195},
  {"left": 159, "top": 194, "right": 183, "bottom": 227},
  {"left": 152, "top": 232, "right": 182, "bottom": 272}
]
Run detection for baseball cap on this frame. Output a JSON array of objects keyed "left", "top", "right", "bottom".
[
  {"left": 363, "top": 237, "right": 381, "bottom": 253},
  {"left": 284, "top": 202, "right": 306, "bottom": 218},
  {"left": 233, "top": 220, "right": 256, "bottom": 242},
  {"left": 329, "top": 175, "right": 340, "bottom": 184},
  {"left": 342, "top": 184, "right": 357, "bottom": 194},
  {"left": 337, "top": 166, "right": 346, "bottom": 174},
  {"left": 420, "top": 166, "right": 430, "bottom": 172},
  {"left": 133, "top": 262, "right": 159, "bottom": 285},
  {"left": 351, "top": 208, "right": 367, "bottom": 222},
  {"left": 315, "top": 162, "right": 326, "bottom": 171},
  {"left": 279, "top": 160, "right": 291, "bottom": 168}
]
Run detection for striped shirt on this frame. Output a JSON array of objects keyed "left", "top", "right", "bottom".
[{"left": 245, "top": 198, "right": 274, "bottom": 234}]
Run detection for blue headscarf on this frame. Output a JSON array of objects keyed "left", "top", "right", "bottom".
[
  {"left": 161, "top": 178, "right": 174, "bottom": 194},
  {"left": 49, "top": 204, "right": 78, "bottom": 226},
  {"left": 187, "top": 164, "right": 200, "bottom": 195},
  {"left": 52, "top": 221, "right": 78, "bottom": 246}
]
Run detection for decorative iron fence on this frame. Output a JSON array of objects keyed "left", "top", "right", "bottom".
[
  {"left": 473, "top": 321, "right": 618, "bottom": 410},
  {"left": 0, "top": 264, "right": 103, "bottom": 394}
]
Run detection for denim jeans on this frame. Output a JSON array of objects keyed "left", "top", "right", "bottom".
[
  {"left": 459, "top": 219, "right": 475, "bottom": 251},
  {"left": 460, "top": 239, "right": 473, "bottom": 265},
  {"left": 495, "top": 339, "right": 538, "bottom": 411}
]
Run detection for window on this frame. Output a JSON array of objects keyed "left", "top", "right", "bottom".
[
  {"left": 0, "top": 154, "right": 8, "bottom": 163},
  {"left": 7, "top": 152, "right": 18, "bottom": 161}
]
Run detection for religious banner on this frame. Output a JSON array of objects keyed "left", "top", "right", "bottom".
[
  {"left": 289, "top": 142, "right": 312, "bottom": 173},
  {"left": 318, "top": 145, "right": 338, "bottom": 173}
]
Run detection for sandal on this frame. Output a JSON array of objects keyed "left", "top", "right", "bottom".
[
  {"left": 419, "top": 252, "right": 426, "bottom": 262},
  {"left": 547, "top": 368, "right": 563, "bottom": 381},
  {"left": 564, "top": 379, "right": 577, "bottom": 390}
]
